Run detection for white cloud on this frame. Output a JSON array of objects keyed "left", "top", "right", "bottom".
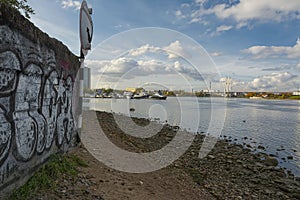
[
  {"left": 105, "top": 58, "right": 138, "bottom": 74},
  {"left": 243, "top": 38, "right": 300, "bottom": 59},
  {"left": 195, "top": 0, "right": 207, "bottom": 5},
  {"left": 163, "top": 40, "right": 190, "bottom": 59},
  {"left": 249, "top": 72, "right": 297, "bottom": 90},
  {"left": 61, "top": 0, "right": 81, "bottom": 10},
  {"left": 181, "top": 3, "right": 190, "bottom": 8},
  {"left": 188, "top": 18, "right": 201, "bottom": 24},
  {"left": 236, "top": 21, "right": 248, "bottom": 29},
  {"left": 176, "top": 0, "right": 300, "bottom": 31},
  {"left": 216, "top": 25, "right": 233, "bottom": 32},
  {"left": 216, "top": 72, "right": 299, "bottom": 91},
  {"left": 86, "top": 58, "right": 138, "bottom": 76},
  {"left": 175, "top": 10, "right": 187, "bottom": 19},
  {"left": 86, "top": 57, "right": 204, "bottom": 81},
  {"left": 207, "top": 0, "right": 300, "bottom": 22},
  {"left": 137, "top": 60, "right": 170, "bottom": 75},
  {"left": 212, "top": 77, "right": 248, "bottom": 92},
  {"left": 129, "top": 44, "right": 160, "bottom": 56},
  {"left": 128, "top": 41, "right": 190, "bottom": 59},
  {"left": 211, "top": 52, "right": 223, "bottom": 57},
  {"left": 209, "top": 25, "right": 233, "bottom": 37},
  {"left": 173, "top": 61, "right": 202, "bottom": 80}
]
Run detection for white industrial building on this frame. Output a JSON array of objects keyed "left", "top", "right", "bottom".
[{"left": 293, "top": 91, "right": 300, "bottom": 96}]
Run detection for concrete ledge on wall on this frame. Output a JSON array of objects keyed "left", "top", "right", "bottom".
[{"left": 0, "top": 3, "right": 81, "bottom": 196}]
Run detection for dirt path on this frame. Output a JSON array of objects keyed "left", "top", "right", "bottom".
[
  {"left": 72, "top": 110, "right": 213, "bottom": 200},
  {"left": 72, "top": 146, "right": 213, "bottom": 200}
]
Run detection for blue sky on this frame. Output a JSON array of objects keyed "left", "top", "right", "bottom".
[{"left": 27, "top": 0, "right": 300, "bottom": 92}]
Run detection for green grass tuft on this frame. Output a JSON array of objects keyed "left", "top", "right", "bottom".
[{"left": 9, "top": 153, "right": 88, "bottom": 200}]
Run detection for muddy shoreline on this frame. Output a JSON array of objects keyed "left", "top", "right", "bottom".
[
  {"left": 26, "top": 110, "right": 300, "bottom": 199},
  {"left": 96, "top": 111, "right": 300, "bottom": 199}
]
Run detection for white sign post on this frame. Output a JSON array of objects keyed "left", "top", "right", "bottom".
[
  {"left": 78, "top": 0, "right": 93, "bottom": 133},
  {"left": 80, "top": 0, "right": 93, "bottom": 58}
]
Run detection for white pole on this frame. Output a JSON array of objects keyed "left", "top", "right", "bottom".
[{"left": 78, "top": 57, "right": 84, "bottom": 130}]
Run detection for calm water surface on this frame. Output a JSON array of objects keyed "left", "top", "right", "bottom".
[{"left": 83, "top": 97, "right": 300, "bottom": 176}]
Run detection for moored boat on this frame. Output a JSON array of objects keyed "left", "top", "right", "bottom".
[
  {"left": 133, "top": 92, "right": 149, "bottom": 99},
  {"left": 150, "top": 92, "right": 167, "bottom": 100}
]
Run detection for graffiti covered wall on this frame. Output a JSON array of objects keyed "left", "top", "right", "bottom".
[{"left": 0, "top": 3, "right": 81, "bottom": 194}]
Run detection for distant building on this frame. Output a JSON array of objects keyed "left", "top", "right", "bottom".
[
  {"left": 126, "top": 87, "right": 137, "bottom": 93},
  {"left": 293, "top": 91, "right": 300, "bottom": 96},
  {"left": 83, "top": 67, "right": 91, "bottom": 89}
]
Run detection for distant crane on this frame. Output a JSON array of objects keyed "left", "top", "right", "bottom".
[{"left": 224, "top": 77, "right": 233, "bottom": 97}]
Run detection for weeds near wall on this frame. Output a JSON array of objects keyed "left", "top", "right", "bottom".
[{"left": 9, "top": 154, "right": 88, "bottom": 199}]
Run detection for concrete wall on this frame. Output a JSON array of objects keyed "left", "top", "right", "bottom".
[{"left": 0, "top": 3, "right": 81, "bottom": 194}]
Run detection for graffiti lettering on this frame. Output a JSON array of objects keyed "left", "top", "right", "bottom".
[
  {"left": 0, "top": 43, "right": 77, "bottom": 185},
  {"left": 0, "top": 11, "right": 79, "bottom": 194}
]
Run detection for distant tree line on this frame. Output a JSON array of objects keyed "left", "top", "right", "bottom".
[{"left": 246, "top": 92, "right": 295, "bottom": 99}]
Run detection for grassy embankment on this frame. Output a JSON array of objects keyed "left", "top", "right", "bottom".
[{"left": 289, "top": 96, "right": 300, "bottom": 100}]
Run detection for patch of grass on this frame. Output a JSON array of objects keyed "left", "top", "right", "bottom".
[
  {"left": 9, "top": 153, "right": 88, "bottom": 200},
  {"left": 68, "top": 154, "right": 89, "bottom": 168},
  {"left": 289, "top": 96, "right": 300, "bottom": 100}
]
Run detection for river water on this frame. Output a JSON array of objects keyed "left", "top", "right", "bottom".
[{"left": 83, "top": 97, "right": 300, "bottom": 176}]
